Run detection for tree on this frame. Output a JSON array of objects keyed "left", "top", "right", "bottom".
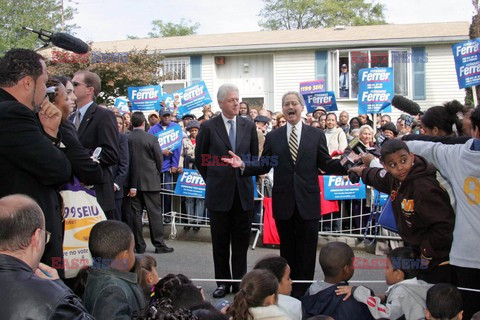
[
  {"left": 0, "top": 0, "right": 76, "bottom": 55},
  {"left": 46, "top": 49, "right": 164, "bottom": 105},
  {"left": 148, "top": 18, "right": 200, "bottom": 37},
  {"left": 258, "top": 0, "right": 386, "bottom": 30}
]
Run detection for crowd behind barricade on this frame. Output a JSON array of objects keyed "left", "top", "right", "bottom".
[{"left": 1, "top": 48, "right": 480, "bottom": 319}]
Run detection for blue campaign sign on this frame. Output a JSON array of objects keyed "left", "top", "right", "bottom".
[
  {"left": 358, "top": 68, "right": 393, "bottom": 114},
  {"left": 299, "top": 80, "right": 326, "bottom": 95},
  {"left": 174, "top": 169, "right": 206, "bottom": 198},
  {"left": 114, "top": 98, "right": 129, "bottom": 114},
  {"left": 373, "top": 189, "right": 389, "bottom": 206},
  {"left": 128, "top": 85, "right": 162, "bottom": 111},
  {"left": 303, "top": 91, "right": 338, "bottom": 113},
  {"left": 154, "top": 123, "right": 183, "bottom": 152},
  {"left": 170, "top": 81, "right": 212, "bottom": 115},
  {"left": 161, "top": 93, "right": 175, "bottom": 112},
  {"left": 323, "top": 175, "right": 366, "bottom": 200},
  {"left": 452, "top": 38, "right": 480, "bottom": 89}
]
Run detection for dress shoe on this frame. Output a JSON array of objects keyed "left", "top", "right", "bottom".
[
  {"left": 212, "top": 285, "right": 230, "bottom": 298},
  {"left": 192, "top": 227, "right": 200, "bottom": 231},
  {"left": 184, "top": 226, "right": 191, "bottom": 231},
  {"left": 155, "top": 246, "right": 174, "bottom": 254}
]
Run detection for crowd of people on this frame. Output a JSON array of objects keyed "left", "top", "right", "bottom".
[{"left": 1, "top": 47, "right": 480, "bottom": 319}]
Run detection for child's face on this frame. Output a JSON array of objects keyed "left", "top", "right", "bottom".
[
  {"left": 384, "top": 258, "right": 404, "bottom": 285},
  {"left": 147, "top": 266, "right": 160, "bottom": 287},
  {"left": 278, "top": 265, "right": 293, "bottom": 295},
  {"left": 382, "top": 149, "right": 415, "bottom": 182}
]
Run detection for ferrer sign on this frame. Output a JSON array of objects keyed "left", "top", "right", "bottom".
[
  {"left": 452, "top": 38, "right": 480, "bottom": 89},
  {"left": 128, "top": 85, "right": 162, "bottom": 111},
  {"left": 358, "top": 67, "right": 394, "bottom": 114}
]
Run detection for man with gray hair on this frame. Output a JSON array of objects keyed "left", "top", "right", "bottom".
[
  {"left": 195, "top": 83, "right": 258, "bottom": 298},
  {"left": 0, "top": 194, "right": 93, "bottom": 319}
]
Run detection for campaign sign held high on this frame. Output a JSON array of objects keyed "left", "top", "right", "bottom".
[
  {"left": 169, "top": 81, "right": 212, "bottom": 117},
  {"left": 303, "top": 91, "right": 338, "bottom": 113},
  {"left": 128, "top": 85, "right": 162, "bottom": 111},
  {"left": 452, "top": 38, "right": 480, "bottom": 89},
  {"left": 323, "top": 175, "right": 366, "bottom": 200},
  {"left": 358, "top": 67, "right": 393, "bottom": 114},
  {"left": 114, "top": 98, "right": 129, "bottom": 115},
  {"left": 299, "top": 80, "right": 326, "bottom": 95}
]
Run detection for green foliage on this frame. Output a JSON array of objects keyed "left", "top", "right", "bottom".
[
  {"left": 46, "top": 49, "right": 164, "bottom": 105},
  {"left": 148, "top": 18, "right": 200, "bottom": 38},
  {"left": 0, "top": 0, "right": 76, "bottom": 55},
  {"left": 258, "top": 0, "right": 386, "bottom": 30}
]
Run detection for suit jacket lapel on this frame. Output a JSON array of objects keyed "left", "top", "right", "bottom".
[
  {"left": 77, "top": 103, "right": 96, "bottom": 138},
  {"left": 279, "top": 126, "right": 294, "bottom": 168},
  {"left": 213, "top": 115, "right": 232, "bottom": 151}
]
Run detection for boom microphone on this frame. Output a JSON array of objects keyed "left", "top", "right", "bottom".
[
  {"left": 391, "top": 95, "right": 421, "bottom": 116},
  {"left": 23, "top": 27, "right": 89, "bottom": 54}
]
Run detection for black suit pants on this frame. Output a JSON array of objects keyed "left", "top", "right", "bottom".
[
  {"left": 209, "top": 188, "right": 252, "bottom": 290},
  {"left": 275, "top": 205, "right": 319, "bottom": 298}
]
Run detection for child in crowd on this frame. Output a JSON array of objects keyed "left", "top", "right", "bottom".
[
  {"left": 350, "top": 139, "right": 455, "bottom": 284},
  {"left": 425, "top": 283, "right": 463, "bottom": 320},
  {"left": 133, "top": 255, "right": 159, "bottom": 300},
  {"left": 336, "top": 247, "right": 432, "bottom": 320},
  {"left": 83, "top": 220, "right": 146, "bottom": 319},
  {"left": 253, "top": 255, "right": 301, "bottom": 320},
  {"left": 301, "top": 242, "right": 373, "bottom": 320},
  {"left": 228, "top": 269, "right": 289, "bottom": 320}
]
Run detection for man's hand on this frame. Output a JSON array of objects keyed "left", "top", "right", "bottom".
[
  {"left": 35, "top": 262, "right": 60, "bottom": 280},
  {"left": 162, "top": 149, "right": 172, "bottom": 156},
  {"left": 177, "top": 166, "right": 183, "bottom": 174},
  {"left": 38, "top": 97, "right": 62, "bottom": 137},
  {"left": 221, "top": 151, "right": 244, "bottom": 168},
  {"left": 171, "top": 167, "right": 178, "bottom": 174},
  {"left": 348, "top": 166, "right": 365, "bottom": 178}
]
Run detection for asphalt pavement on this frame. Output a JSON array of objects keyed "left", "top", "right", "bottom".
[{"left": 144, "top": 227, "right": 389, "bottom": 304}]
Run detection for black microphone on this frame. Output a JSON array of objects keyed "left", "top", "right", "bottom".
[
  {"left": 391, "top": 95, "right": 421, "bottom": 116},
  {"left": 23, "top": 27, "right": 89, "bottom": 54}
]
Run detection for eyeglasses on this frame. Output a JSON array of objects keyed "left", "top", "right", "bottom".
[{"left": 37, "top": 228, "right": 51, "bottom": 244}]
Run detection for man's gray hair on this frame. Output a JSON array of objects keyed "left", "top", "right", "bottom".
[
  {"left": 217, "top": 84, "right": 239, "bottom": 101},
  {"left": 281, "top": 91, "right": 305, "bottom": 107},
  {"left": 0, "top": 195, "right": 44, "bottom": 252}
]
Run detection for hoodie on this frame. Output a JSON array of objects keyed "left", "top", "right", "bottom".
[
  {"left": 353, "top": 278, "right": 432, "bottom": 320},
  {"left": 301, "top": 281, "right": 374, "bottom": 320},
  {"left": 405, "top": 139, "right": 480, "bottom": 269},
  {"left": 361, "top": 155, "right": 455, "bottom": 268},
  {"left": 248, "top": 304, "right": 291, "bottom": 320}
]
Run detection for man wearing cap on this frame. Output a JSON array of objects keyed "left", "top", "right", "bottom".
[
  {"left": 181, "top": 114, "right": 196, "bottom": 129},
  {"left": 149, "top": 109, "right": 182, "bottom": 222},
  {"left": 180, "top": 120, "right": 205, "bottom": 230},
  {"left": 312, "top": 107, "right": 326, "bottom": 120},
  {"left": 148, "top": 111, "right": 160, "bottom": 128},
  {"left": 339, "top": 64, "right": 349, "bottom": 98}
]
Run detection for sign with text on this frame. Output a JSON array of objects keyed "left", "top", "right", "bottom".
[
  {"left": 128, "top": 85, "right": 162, "bottom": 111},
  {"left": 299, "top": 80, "right": 326, "bottom": 95},
  {"left": 114, "top": 97, "right": 129, "bottom": 114},
  {"left": 174, "top": 169, "right": 206, "bottom": 198},
  {"left": 154, "top": 123, "right": 183, "bottom": 152},
  {"left": 303, "top": 91, "right": 338, "bottom": 113},
  {"left": 323, "top": 175, "right": 366, "bottom": 200},
  {"left": 452, "top": 38, "right": 480, "bottom": 89},
  {"left": 169, "top": 81, "right": 212, "bottom": 117},
  {"left": 358, "top": 67, "right": 393, "bottom": 114}
]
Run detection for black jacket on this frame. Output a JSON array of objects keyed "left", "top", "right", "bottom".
[
  {"left": 0, "top": 89, "right": 71, "bottom": 277},
  {"left": 0, "top": 254, "right": 93, "bottom": 320},
  {"left": 300, "top": 282, "right": 373, "bottom": 320}
]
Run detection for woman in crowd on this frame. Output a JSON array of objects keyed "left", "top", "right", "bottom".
[
  {"left": 239, "top": 101, "right": 252, "bottom": 120},
  {"left": 276, "top": 113, "right": 287, "bottom": 128},
  {"left": 324, "top": 113, "right": 348, "bottom": 158},
  {"left": 358, "top": 125, "right": 374, "bottom": 147},
  {"left": 421, "top": 100, "right": 465, "bottom": 137}
]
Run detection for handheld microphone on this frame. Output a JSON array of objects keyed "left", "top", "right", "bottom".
[
  {"left": 391, "top": 95, "right": 421, "bottom": 116},
  {"left": 23, "top": 27, "right": 89, "bottom": 54}
]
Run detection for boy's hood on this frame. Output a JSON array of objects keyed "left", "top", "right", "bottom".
[{"left": 387, "top": 278, "right": 432, "bottom": 305}]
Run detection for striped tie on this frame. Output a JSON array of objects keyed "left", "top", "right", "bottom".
[{"left": 289, "top": 125, "right": 298, "bottom": 163}]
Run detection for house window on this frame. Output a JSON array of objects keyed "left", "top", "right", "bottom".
[
  {"left": 159, "top": 57, "right": 190, "bottom": 81},
  {"left": 332, "top": 49, "right": 410, "bottom": 100}
]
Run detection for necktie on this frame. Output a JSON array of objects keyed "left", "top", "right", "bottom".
[
  {"left": 289, "top": 125, "right": 298, "bottom": 163},
  {"left": 74, "top": 110, "right": 81, "bottom": 130},
  {"left": 228, "top": 120, "right": 236, "bottom": 152}
]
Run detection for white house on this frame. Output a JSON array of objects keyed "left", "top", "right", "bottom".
[{"left": 54, "top": 21, "right": 470, "bottom": 117}]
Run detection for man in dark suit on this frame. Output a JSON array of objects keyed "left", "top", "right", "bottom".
[
  {"left": 70, "top": 71, "right": 119, "bottom": 219},
  {"left": 224, "top": 91, "right": 347, "bottom": 297},
  {"left": 195, "top": 84, "right": 258, "bottom": 298},
  {"left": 128, "top": 112, "right": 173, "bottom": 254},
  {"left": 0, "top": 49, "right": 72, "bottom": 276}
]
